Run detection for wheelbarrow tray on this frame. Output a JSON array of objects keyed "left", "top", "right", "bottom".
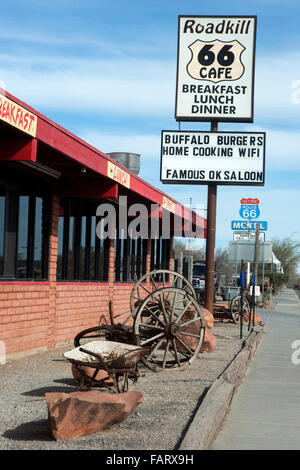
[{"left": 63, "top": 340, "right": 148, "bottom": 370}]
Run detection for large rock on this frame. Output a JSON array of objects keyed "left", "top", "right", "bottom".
[
  {"left": 240, "top": 312, "right": 263, "bottom": 326},
  {"left": 175, "top": 307, "right": 216, "bottom": 354},
  {"left": 201, "top": 307, "right": 214, "bottom": 329},
  {"left": 46, "top": 390, "right": 143, "bottom": 440},
  {"left": 200, "top": 328, "right": 216, "bottom": 353}
]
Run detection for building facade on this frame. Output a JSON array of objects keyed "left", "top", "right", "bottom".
[{"left": 0, "top": 89, "right": 206, "bottom": 359}]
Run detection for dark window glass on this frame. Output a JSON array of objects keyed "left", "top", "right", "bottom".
[
  {"left": 0, "top": 181, "right": 49, "bottom": 281},
  {"left": 57, "top": 216, "right": 64, "bottom": 280},
  {"left": 150, "top": 236, "right": 170, "bottom": 281},
  {"left": 80, "top": 216, "right": 86, "bottom": 280},
  {"left": 114, "top": 231, "right": 148, "bottom": 282},
  {"left": 68, "top": 216, "right": 75, "bottom": 280},
  {"left": 57, "top": 200, "right": 108, "bottom": 282},
  {"left": 16, "top": 196, "right": 29, "bottom": 279},
  {"left": 90, "top": 216, "right": 96, "bottom": 280},
  {"left": 0, "top": 191, "right": 5, "bottom": 275},
  {"left": 33, "top": 197, "right": 43, "bottom": 279}
]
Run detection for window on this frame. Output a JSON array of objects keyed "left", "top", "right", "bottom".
[
  {"left": 57, "top": 199, "right": 108, "bottom": 281},
  {"left": 0, "top": 190, "right": 5, "bottom": 275},
  {"left": 0, "top": 180, "right": 50, "bottom": 280},
  {"left": 115, "top": 230, "right": 148, "bottom": 282},
  {"left": 150, "top": 237, "right": 170, "bottom": 271},
  {"left": 150, "top": 237, "right": 170, "bottom": 281},
  {"left": 114, "top": 234, "right": 170, "bottom": 283}
]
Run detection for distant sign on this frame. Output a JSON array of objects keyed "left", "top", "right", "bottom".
[
  {"left": 175, "top": 16, "right": 257, "bottom": 122},
  {"left": 239, "top": 204, "right": 260, "bottom": 219},
  {"left": 240, "top": 198, "right": 259, "bottom": 205},
  {"left": 160, "top": 130, "right": 265, "bottom": 185},
  {"left": 229, "top": 241, "right": 273, "bottom": 263},
  {"left": 239, "top": 197, "right": 260, "bottom": 219},
  {"left": 250, "top": 286, "right": 261, "bottom": 296},
  {"left": 233, "top": 231, "right": 265, "bottom": 242},
  {"left": 231, "top": 220, "right": 268, "bottom": 231}
]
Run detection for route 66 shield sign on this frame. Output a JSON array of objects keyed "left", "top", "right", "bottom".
[
  {"left": 239, "top": 204, "right": 260, "bottom": 219},
  {"left": 187, "top": 39, "right": 245, "bottom": 83}
]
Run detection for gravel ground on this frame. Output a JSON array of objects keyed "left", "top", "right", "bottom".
[{"left": 0, "top": 319, "right": 251, "bottom": 450}]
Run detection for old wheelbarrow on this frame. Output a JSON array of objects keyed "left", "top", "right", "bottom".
[{"left": 63, "top": 340, "right": 150, "bottom": 393}]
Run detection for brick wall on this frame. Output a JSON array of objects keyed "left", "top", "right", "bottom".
[{"left": 0, "top": 283, "right": 50, "bottom": 357}]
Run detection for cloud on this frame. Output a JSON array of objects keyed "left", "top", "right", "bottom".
[
  {"left": 0, "top": 55, "right": 175, "bottom": 116},
  {"left": 1, "top": 26, "right": 300, "bottom": 123}
]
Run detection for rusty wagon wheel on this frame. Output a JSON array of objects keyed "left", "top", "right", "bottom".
[
  {"left": 130, "top": 269, "right": 197, "bottom": 317},
  {"left": 133, "top": 287, "right": 205, "bottom": 372},
  {"left": 230, "top": 295, "right": 250, "bottom": 324}
]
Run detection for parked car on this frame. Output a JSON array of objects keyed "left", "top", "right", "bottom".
[{"left": 192, "top": 261, "right": 217, "bottom": 298}]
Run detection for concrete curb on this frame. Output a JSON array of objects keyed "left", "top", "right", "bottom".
[{"left": 179, "top": 324, "right": 264, "bottom": 450}]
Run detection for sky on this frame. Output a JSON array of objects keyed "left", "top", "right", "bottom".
[{"left": 1, "top": 0, "right": 300, "bottom": 266}]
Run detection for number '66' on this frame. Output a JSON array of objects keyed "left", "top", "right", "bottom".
[{"left": 198, "top": 44, "right": 235, "bottom": 67}]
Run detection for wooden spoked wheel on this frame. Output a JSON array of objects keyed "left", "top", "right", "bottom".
[
  {"left": 133, "top": 287, "right": 205, "bottom": 372},
  {"left": 130, "top": 269, "right": 197, "bottom": 317},
  {"left": 230, "top": 295, "right": 250, "bottom": 324}
]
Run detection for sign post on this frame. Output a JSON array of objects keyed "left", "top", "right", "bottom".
[{"left": 205, "top": 121, "right": 218, "bottom": 312}]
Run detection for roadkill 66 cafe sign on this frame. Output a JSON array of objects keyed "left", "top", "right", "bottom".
[
  {"left": 160, "top": 15, "right": 265, "bottom": 186},
  {"left": 175, "top": 16, "right": 256, "bottom": 122}
]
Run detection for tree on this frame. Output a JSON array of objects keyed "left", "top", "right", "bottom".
[
  {"left": 271, "top": 236, "right": 300, "bottom": 285},
  {"left": 214, "top": 247, "right": 234, "bottom": 280},
  {"left": 172, "top": 238, "right": 205, "bottom": 261}
]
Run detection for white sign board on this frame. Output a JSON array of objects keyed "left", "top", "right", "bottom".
[
  {"left": 228, "top": 241, "right": 273, "bottom": 263},
  {"left": 160, "top": 130, "right": 265, "bottom": 185},
  {"left": 250, "top": 285, "right": 261, "bottom": 296},
  {"left": 233, "top": 231, "right": 265, "bottom": 242},
  {"left": 175, "top": 16, "right": 257, "bottom": 122}
]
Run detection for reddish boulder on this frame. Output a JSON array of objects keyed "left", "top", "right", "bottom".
[
  {"left": 201, "top": 307, "right": 214, "bottom": 329},
  {"left": 46, "top": 390, "right": 143, "bottom": 440},
  {"left": 200, "top": 328, "right": 216, "bottom": 353},
  {"left": 241, "top": 312, "right": 263, "bottom": 326}
]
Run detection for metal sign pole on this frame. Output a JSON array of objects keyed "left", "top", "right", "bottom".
[
  {"left": 204, "top": 120, "right": 218, "bottom": 313},
  {"left": 240, "top": 260, "right": 244, "bottom": 339},
  {"left": 249, "top": 224, "right": 260, "bottom": 329}
]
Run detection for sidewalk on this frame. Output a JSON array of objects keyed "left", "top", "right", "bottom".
[{"left": 210, "top": 289, "right": 300, "bottom": 450}]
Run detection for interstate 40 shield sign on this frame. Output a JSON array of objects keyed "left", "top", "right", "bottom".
[{"left": 175, "top": 16, "right": 256, "bottom": 122}]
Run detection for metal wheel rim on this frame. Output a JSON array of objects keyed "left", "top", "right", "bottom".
[
  {"left": 230, "top": 296, "right": 250, "bottom": 324},
  {"left": 133, "top": 287, "right": 205, "bottom": 372},
  {"left": 130, "top": 269, "right": 197, "bottom": 317}
]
